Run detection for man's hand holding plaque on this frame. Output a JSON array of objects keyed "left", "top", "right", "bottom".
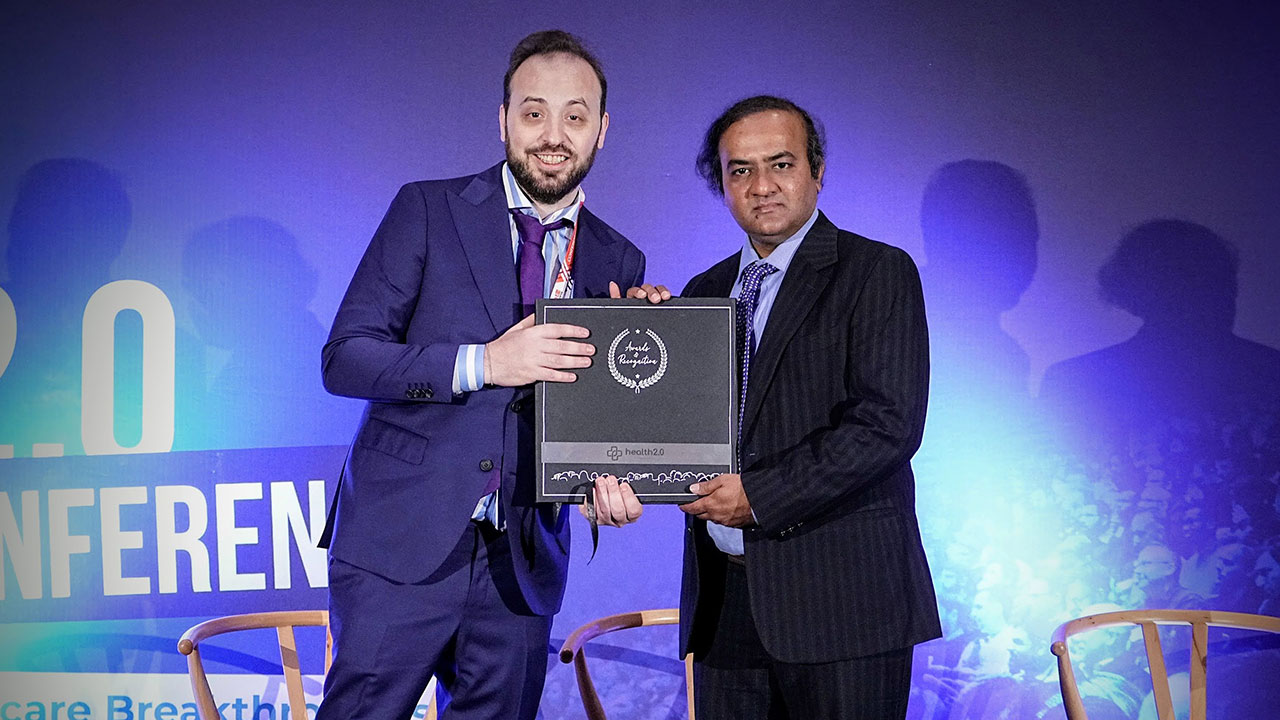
[
  {"left": 485, "top": 314, "right": 595, "bottom": 386},
  {"left": 484, "top": 279, "right": 671, "bottom": 388},
  {"left": 609, "top": 280, "right": 673, "bottom": 304},
  {"left": 680, "top": 473, "right": 754, "bottom": 527},
  {"left": 582, "top": 474, "right": 645, "bottom": 527}
]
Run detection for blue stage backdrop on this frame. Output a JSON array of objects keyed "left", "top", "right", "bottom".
[{"left": 2, "top": 2, "right": 1278, "bottom": 718}]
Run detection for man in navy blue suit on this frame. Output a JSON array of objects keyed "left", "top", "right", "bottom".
[{"left": 317, "top": 30, "right": 646, "bottom": 719}]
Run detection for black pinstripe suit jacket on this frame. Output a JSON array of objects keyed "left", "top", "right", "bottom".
[{"left": 679, "top": 212, "right": 942, "bottom": 664}]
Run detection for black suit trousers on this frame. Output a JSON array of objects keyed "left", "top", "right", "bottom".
[{"left": 694, "top": 563, "right": 913, "bottom": 720}]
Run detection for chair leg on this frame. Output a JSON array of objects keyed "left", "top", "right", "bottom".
[
  {"left": 685, "top": 654, "right": 696, "bottom": 720},
  {"left": 1189, "top": 623, "right": 1208, "bottom": 720},
  {"left": 1140, "top": 622, "right": 1176, "bottom": 720}
]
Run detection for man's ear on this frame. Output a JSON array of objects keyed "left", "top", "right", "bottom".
[
  {"left": 596, "top": 111, "right": 610, "bottom": 150},
  {"left": 815, "top": 163, "right": 825, "bottom": 192},
  {"left": 498, "top": 104, "right": 508, "bottom": 143}
]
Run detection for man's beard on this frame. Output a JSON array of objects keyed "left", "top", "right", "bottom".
[{"left": 506, "top": 142, "right": 598, "bottom": 207}]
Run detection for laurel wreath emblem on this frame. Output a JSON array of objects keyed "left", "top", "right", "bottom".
[{"left": 608, "top": 328, "right": 668, "bottom": 394}]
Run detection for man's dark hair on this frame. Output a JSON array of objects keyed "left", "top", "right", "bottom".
[
  {"left": 695, "top": 95, "right": 826, "bottom": 196},
  {"left": 503, "top": 30, "right": 607, "bottom": 113}
]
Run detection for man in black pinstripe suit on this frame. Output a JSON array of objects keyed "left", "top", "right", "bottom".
[{"left": 594, "top": 96, "right": 941, "bottom": 718}]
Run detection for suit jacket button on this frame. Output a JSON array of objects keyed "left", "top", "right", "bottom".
[
  {"left": 509, "top": 400, "right": 523, "bottom": 413},
  {"left": 479, "top": 459, "right": 494, "bottom": 471},
  {"left": 405, "top": 389, "right": 416, "bottom": 398},
  {"left": 424, "top": 385, "right": 434, "bottom": 399}
]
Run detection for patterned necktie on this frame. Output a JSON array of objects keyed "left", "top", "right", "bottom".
[
  {"left": 511, "top": 210, "right": 569, "bottom": 315},
  {"left": 736, "top": 260, "right": 779, "bottom": 459}
]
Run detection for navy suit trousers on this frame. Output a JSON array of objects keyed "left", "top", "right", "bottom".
[{"left": 317, "top": 523, "right": 552, "bottom": 720}]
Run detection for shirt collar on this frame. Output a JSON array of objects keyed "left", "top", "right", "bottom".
[
  {"left": 502, "top": 162, "right": 585, "bottom": 226},
  {"left": 737, "top": 207, "right": 820, "bottom": 280}
]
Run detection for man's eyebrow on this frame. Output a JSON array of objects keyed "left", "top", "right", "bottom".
[
  {"left": 518, "top": 96, "right": 590, "bottom": 109},
  {"left": 726, "top": 150, "right": 795, "bottom": 166}
]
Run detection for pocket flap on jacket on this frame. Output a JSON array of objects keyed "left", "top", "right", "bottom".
[{"left": 356, "top": 418, "right": 427, "bottom": 464}]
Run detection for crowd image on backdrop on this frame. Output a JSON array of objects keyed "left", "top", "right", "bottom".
[{"left": 912, "top": 404, "right": 1280, "bottom": 718}]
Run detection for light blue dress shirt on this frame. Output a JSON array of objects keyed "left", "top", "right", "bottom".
[{"left": 706, "top": 208, "right": 820, "bottom": 556}]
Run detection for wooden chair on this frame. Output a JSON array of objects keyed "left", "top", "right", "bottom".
[
  {"left": 178, "top": 610, "right": 437, "bottom": 720},
  {"left": 1050, "top": 608, "right": 1280, "bottom": 720},
  {"left": 559, "top": 608, "right": 694, "bottom": 720}
]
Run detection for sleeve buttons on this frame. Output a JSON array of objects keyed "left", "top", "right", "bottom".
[{"left": 406, "top": 382, "right": 434, "bottom": 399}]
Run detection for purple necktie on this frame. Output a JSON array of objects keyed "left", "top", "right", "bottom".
[
  {"left": 511, "top": 210, "right": 569, "bottom": 315},
  {"left": 736, "top": 260, "right": 779, "bottom": 459}
]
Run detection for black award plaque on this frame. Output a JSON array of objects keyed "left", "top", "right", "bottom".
[{"left": 535, "top": 298, "right": 737, "bottom": 503}]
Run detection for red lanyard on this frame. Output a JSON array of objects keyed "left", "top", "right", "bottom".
[{"left": 548, "top": 199, "right": 583, "bottom": 299}]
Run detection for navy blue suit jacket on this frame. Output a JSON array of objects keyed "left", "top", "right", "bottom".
[
  {"left": 679, "top": 213, "right": 941, "bottom": 663},
  {"left": 321, "top": 163, "right": 645, "bottom": 615}
]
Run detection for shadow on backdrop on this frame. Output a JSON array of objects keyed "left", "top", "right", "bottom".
[
  {"left": 1039, "top": 219, "right": 1280, "bottom": 442},
  {"left": 181, "top": 216, "right": 354, "bottom": 449},
  {"left": 910, "top": 160, "right": 1047, "bottom": 719},
  {"left": 919, "top": 159, "right": 1038, "bottom": 428},
  {"left": 0, "top": 158, "right": 131, "bottom": 457},
  {"left": 1036, "top": 217, "right": 1280, "bottom": 617}
]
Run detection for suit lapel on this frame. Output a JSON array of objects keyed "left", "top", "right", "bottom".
[
  {"left": 568, "top": 210, "right": 618, "bottom": 298},
  {"left": 741, "top": 213, "right": 839, "bottom": 436},
  {"left": 706, "top": 256, "right": 740, "bottom": 298},
  {"left": 686, "top": 253, "right": 740, "bottom": 299},
  {"left": 448, "top": 165, "right": 518, "bottom": 331}
]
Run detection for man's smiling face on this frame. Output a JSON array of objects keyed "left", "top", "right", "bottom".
[{"left": 501, "top": 52, "right": 608, "bottom": 211}]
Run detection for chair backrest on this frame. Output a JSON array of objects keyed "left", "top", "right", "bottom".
[
  {"left": 178, "top": 611, "right": 439, "bottom": 720},
  {"left": 1050, "top": 608, "right": 1280, "bottom": 720},
  {"left": 178, "top": 611, "right": 332, "bottom": 720},
  {"left": 558, "top": 608, "right": 694, "bottom": 720}
]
